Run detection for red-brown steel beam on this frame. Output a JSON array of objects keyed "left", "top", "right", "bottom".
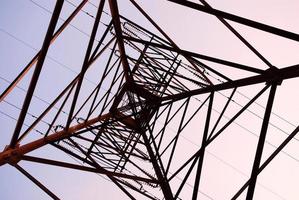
[
  {"left": 0, "top": 113, "right": 112, "bottom": 166},
  {"left": 0, "top": 109, "right": 141, "bottom": 167}
]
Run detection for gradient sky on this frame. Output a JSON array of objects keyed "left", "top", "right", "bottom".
[{"left": 1, "top": 0, "right": 299, "bottom": 199}]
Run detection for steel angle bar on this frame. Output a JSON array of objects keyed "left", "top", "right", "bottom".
[
  {"left": 21, "top": 155, "right": 157, "bottom": 183},
  {"left": 192, "top": 92, "right": 214, "bottom": 200},
  {"left": 199, "top": 0, "right": 276, "bottom": 69},
  {"left": 232, "top": 125, "right": 299, "bottom": 199},
  {"left": 10, "top": 0, "right": 64, "bottom": 148},
  {"left": 108, "top": 0, "right": 133, "bottom": 82},
  {"left": 168, "top": 0, "right": 299, "bottom": 42},
  {"left": 246, "top": 84, "right": 277, "bottom": 199},
  {"left": 208, "top": 87, "right": 237, "bottom": 140},
  {"left": 65, "top": 0, "right": 106, "bottom": 129},
  {"left": 15, "top": 164, "right": 60, "bottom": 200},
  {"left": 165, "top": 97, "right": 190, "bottom": 175}
]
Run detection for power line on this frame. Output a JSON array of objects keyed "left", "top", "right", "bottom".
[
  {"left": 2, "top": 99, "right": 52, "bottom": 127},
  {"left": 203, "top": 70, "right": 299, "bottom": 142},
  {"left": 85, "top": 0, "right": 111, "bottom": 16},
  {"left": 28, "top": 0, "right": 108, "bottom": 41},
  {"left": 161, "top": 120, "right": 287, "bottom": 200},
  {"left": 0, "top": 28, "right": 100, "bottom": 87},
  {"left": 65, "top": 0, "right": 111, "bottom": 20},
  {"left": 0, "top": 110, "right": 45, "bottom": 136}
]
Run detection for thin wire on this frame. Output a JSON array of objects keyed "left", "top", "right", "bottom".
[
  {"left": 28, "top": 0, "right": 108, "bottom": 41},
  {"left": 0, "top": 75, "right": 68, "bottom": 116},
  {"left": 0, "top": 27, "right": 119, "bottom": 103},
  {"left": 65, "top": 0, "right": 111, "bottom": 21},
  {"left": 2, "top": 99, "right": 52, "bottom": 127},
  {"left": 0, "top": 28, "right": 100, "bottom": 87},
  {"left": 159, "top": 119, "right": 287, "bottom": 200},
  {"left": 168, "top": 171, "right": 215, "bottom": 200},
  {"left": 86, "top": 0, "right": 111, "bottom": 16},
  {"left": 204, "top": 70, "right": 297, "bottom": 128},
  {"left": 0, "top": 110, "right": 45, "bottom": 136},
  {"left": 236, "top": 90, "right": 297, "bottom": 127},
  {"left": 217, "top": 90, "right": 299, "bottom": 142},
  {"left": 203, "top": 71, "right": 299, "bottom": 142},
  {"left": 193, "top": 97, "right": 299, "bottom": 162},
  {"left": 0, "top": 28, "right": 123, "bottom": 128}
]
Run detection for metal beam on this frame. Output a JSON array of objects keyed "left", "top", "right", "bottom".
[
  {"left": 22, "top": 155, "right": 157, "bottom": 183},
  {"left": 246, "top": 83, "right": 277, "bottom": 199},
  {"left": 167, "top": 0, "right": 299, "bottom": 42},
  {"left": 160, "top": 64, "right": 299, "bottom": 103},
  {"left": 232, "top": 125, "right": 299, "bottom": 199},
  {"left": 199, "top": 0, "right": 275, "bottom": 69},
  {"left": 192, "top": 92, "right": 214, "bottom": 200},
  {"left": 10, "top": 0, "right": 64, "bottom": 148},
  {"left": 15, "top": 164, "right": 60, "bottom": 200},
  {"left": 108, "top": 0, "right": 132, "bottom": 82},
  {"left": 0, "top": 113, "right": 112, "bottom": 166},
  {"left": 123, "top": 36, "right": 264, "bottom": 74},
  {"left": 65, "top": 0, "right": 106, "bottom": 129}
]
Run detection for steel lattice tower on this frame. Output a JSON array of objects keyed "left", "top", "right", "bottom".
[{"left": 1, "top": 0, "right": 299, "bottom": 199}]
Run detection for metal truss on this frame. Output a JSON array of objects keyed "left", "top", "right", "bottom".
[{"left": 1, "top": 0, "right": 299, "bottom": 199}]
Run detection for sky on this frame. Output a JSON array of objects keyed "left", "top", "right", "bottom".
[{"left": 1, "top": 0, "right": 299, "bottom": 199}]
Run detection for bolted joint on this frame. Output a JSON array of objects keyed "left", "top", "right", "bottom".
[
  {"left": 265, "top": 68, "right": 283, "bottom": 85},
  {"left": 0, "top": 144, "right": 22, "bottom": 166}
]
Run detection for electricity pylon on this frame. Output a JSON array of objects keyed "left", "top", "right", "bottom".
[{"left": 1, "top": 0, "right": 299, "bottom": 199}]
